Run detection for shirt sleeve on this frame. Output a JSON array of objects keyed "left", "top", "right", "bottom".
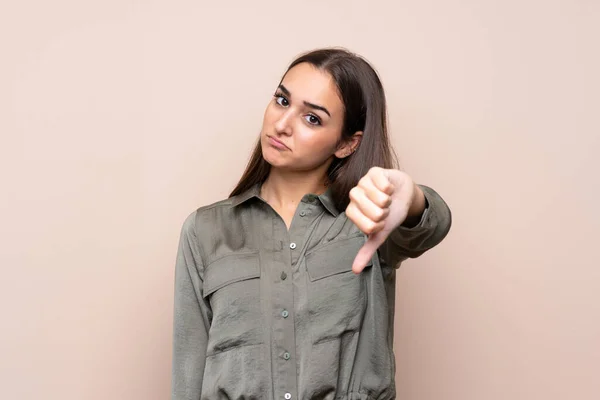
[
  {"left": 378, "top": 184, "right": 452, "bottom": 268},
  {"left": 172, "top": 211, "right": 211, "bottom": 400}
]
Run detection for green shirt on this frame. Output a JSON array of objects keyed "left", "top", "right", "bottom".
[{"left": 172, "top": 184, "right": 452, "bottom": 400}]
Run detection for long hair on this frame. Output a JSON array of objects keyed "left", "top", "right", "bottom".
[{"left": 229, "top": 47, "right": 398, "bottom": 212}]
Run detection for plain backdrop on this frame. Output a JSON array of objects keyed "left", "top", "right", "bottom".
[{"left": 1, "top": 1, "right": 598, "bottom": 399}]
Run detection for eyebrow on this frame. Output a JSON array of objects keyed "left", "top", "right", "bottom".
[{"left": 278, "top": 84, "right": 331, "bottom": 117}]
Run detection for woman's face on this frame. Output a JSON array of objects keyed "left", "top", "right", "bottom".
[{"left": 260, "top": 62, "right": 353, "bottom": 172}]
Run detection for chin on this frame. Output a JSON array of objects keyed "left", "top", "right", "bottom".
[
  {"left": 261, "top": 147, "right": 287, "bottom": 168},
  {"left": 260, "top": 140, "right": 286, "bottom": 167}
]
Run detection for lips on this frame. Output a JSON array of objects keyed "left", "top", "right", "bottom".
[{"left": 267, "top": 135, "right": 290, "bottom": 150}]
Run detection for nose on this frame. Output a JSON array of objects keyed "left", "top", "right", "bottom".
[{"left": 274, "top": 109, "right": 293, "bottom": 136}]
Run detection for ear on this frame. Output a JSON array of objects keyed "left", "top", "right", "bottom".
[{"left": 334, "top": 131, "right": 363, "bottom": 159}]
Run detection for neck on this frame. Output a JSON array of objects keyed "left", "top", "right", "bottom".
[{"left": 261, "top": 167, "right": 328, "bottom": 210}]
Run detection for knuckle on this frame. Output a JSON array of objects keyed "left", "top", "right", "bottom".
[
  {"left": 346, "top": 202, "right": 356, "bottom": 215},
  {"left": 381, "top": 194, "right": 392, "bottom": 206},
  {"left": 365, "top": 220, "right": 377, "bottom": 234}
]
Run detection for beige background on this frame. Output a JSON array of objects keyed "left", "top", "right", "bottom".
[{"left": 1, "top": 1, "right": 598, "bottom": 399}]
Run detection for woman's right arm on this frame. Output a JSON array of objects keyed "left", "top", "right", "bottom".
[{"left": 172, "top": 211, "right": 211, "bottom": 400}]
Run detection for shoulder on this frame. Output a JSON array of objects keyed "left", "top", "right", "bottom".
[
  {"left": 177, "top": 197, "right": 239, "bottom": 264},
  {"left": 180, "top": 194, "right": 263, "bottom": 264},
  {"left": 180, "top": 197, "right": 237, "bottom": 234}
]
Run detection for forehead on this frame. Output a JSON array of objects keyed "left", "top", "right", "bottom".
[{"left": 281, "top": 63, "right": 343, "bottom": 115}]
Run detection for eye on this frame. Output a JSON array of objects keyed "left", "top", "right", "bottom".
[
  {"left": 304, "top": 114, "right": 321, "bottom": 126},
  {"left": 274, "top": 93, "right": 289, "bottom": 107}
]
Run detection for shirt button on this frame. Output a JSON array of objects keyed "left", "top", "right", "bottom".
[
  {"left": 299, "top": 211, "right": 306, "bottom": 217},
  {"left": 281, "top": 271, "right": 287, "bottom": 280},
  {"left": 289, "top": 242, "right": 297, "bottom": 249},
  {"left": 283, "top": 352, "right": 290, "bottom": 360},
  {"left": 284, "top": 394, "right": 292, "bottom": 400},
  {"left": 282, "top": 310, "right": 289, "bottom": 318}
]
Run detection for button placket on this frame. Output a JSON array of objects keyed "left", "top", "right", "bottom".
[
  {"left": 270, "top": 208, "right": 298, "bottom": 400},
  {"left": 288, "top": 202, "right": 315, "bottom": 267},
  {"left": 276, "top": 200, "right": 320, "bottom": 400},
  {"left": 273, "top": 229, "right": 296, "bottom": 400}
]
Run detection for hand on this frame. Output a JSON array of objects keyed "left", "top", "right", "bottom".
[{"left": 345, "top": 167, "right": 425, "bottom": 273}]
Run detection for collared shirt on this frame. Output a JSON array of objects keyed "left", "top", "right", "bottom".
[{"left": 172, "top": 184, "right": 452, "bottom": 400}]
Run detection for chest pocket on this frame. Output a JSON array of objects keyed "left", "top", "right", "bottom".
[
  {"left": 203, "top": 251, "right": 263, "bottom": 355},
  {"left": 305, "top": 234, "right": 372, "bottom": 344}
]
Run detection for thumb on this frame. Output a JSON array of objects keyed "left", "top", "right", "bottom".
[{"left": 352, "top": 232, "right": 386, "bottom": 274}]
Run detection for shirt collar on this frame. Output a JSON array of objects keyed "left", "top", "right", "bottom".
[
  {"left": 317, "top": 186, "right": 339, "bottom": 216},
  {"left": 230, "top": 183, "right": 340, "bottom": 217},
  {"left": 230, "top": 183, "right": 262, "bottom": 207}
]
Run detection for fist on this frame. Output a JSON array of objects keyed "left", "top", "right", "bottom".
[{"left": 345, "top": 167, "right": 422, "bottom": 273}]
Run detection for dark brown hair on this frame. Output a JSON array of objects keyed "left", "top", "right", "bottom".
[{"left": 229, "top": 47, "right": 398, "bottom": 211}]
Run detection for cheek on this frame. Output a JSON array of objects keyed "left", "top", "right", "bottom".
[{"left": 295, "top": 127, "right": 340, "bottom": 156}]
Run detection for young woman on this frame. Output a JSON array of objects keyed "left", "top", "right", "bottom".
[{"left": 172, "top": 48, "right": 452, "bottom": 400}]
